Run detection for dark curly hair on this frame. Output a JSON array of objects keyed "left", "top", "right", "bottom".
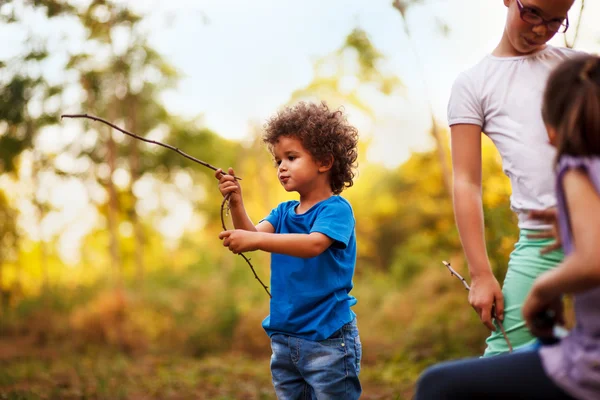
[{"left": 263, "top": 102, "right": 358, "bottom": 195}]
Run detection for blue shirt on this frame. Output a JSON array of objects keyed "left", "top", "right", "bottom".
[{"left": 262, "top": 195, "right": 357, "bottom": 341}]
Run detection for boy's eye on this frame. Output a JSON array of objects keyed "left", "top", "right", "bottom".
[
  {"left": 288, "top": 156, "right": 296, "bottom": 161},
  {"left": 274, "top": 159, "right": 281, "bottom": 166}
]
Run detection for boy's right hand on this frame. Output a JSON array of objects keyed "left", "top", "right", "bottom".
[
  {"left": 469, "top": 274, "right": 504, "bottom": 331},
  {"left": 215, "top": 167, "right": 242, "bottom": 206}
]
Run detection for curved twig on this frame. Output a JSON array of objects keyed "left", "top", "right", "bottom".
[
  {"left": 443, "top": 261, "right": 513, "bottom": 353},
  {"left": 61, "top": 113, "right": 241, "bottom": 180},
  {"left": 60, "top": 113, "right": 274, "bottom": 296},
  {"left": 221, "top": 194, "right": 271, "bottom": 298}
]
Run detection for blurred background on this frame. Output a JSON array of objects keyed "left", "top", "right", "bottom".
[{"left": 0, "top": 0, "right": 597, "bottom": 398}]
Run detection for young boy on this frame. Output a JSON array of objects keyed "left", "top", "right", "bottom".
[{"left": 215, "top": 101, "right": 362, "bottom": 399}]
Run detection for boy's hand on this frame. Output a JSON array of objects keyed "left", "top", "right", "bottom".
[
  {"left": 219, "top": 230, "right": 260, "bottom": 254},
  {"left": 528, "top": 208, "right": 561, "bottom": 254},
  {"left": 215, "top": 167, "right": 242, "bottom": 207},
  {"left": 469, "top": 274, "right": 504, "bottom": 331}
]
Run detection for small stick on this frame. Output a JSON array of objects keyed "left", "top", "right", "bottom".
[
  {"left": 60, "top": 113, "right": 274, "bottom": 297},
  {"left": 61, "top": 113, "right": 241, "bottom": 180},
  {"left": 442, "top": 260, "right": 513, "bottom": 353},
  {"left": 221, "top": 194, "right": 271, "bottom": 299}
]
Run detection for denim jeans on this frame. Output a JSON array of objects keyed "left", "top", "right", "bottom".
[{"left": 270, "top": 318, "right": 362, "bottom": 400}]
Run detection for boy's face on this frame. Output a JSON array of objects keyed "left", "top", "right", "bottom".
[
  {"left": 272, "top": 136, "right": 327, "bottom": 194},
  {"left": 504, "top": 0, "right": 573, "bottom": 54}
]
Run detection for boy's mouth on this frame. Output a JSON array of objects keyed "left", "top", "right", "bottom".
[{"left": 280, "top": 176, "right": 290, "bottom": 183}]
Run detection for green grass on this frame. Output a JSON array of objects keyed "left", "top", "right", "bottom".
[{"left": 0, "top": 344, "right": 416, "bottom": 399}]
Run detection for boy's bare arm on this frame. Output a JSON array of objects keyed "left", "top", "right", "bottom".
[
  {"left": 219, "top": 230, "right": 334, "bottom": 258},
  {"left": 215, "top": 167, "right": 256, "bottom": 231},
  {"left": 451, "top": 124, "right": 504, "bottom": 329}
]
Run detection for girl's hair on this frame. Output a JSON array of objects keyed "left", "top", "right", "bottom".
[
  {"left": 543, "top": 55, "right": 600, "bottom": 162},
  {"left": 263, "top": 102, "right": 358, "bottom": 195}
]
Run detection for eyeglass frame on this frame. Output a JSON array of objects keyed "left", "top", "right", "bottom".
[{"left": 515, "top": 0, "right": 569, "bottom": 34}]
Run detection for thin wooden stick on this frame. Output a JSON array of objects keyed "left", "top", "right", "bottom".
[
  {"left": 221, "top": 194, "right": 271, "bottom": 298},
  {"left": 443, "top": 261, "right": 513, "bottom": 353},
  {"left": 60, "top": 113, "right": 275, "bottom": 297},
  {"left": 61, "top": 113, "right": 241, "bottom": 180}
]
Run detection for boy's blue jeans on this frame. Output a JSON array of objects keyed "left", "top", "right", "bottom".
[{"left": 269, "top": 318, "right": 362, "bottom": 400}]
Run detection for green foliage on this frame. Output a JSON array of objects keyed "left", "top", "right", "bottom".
[
  {"left": 0, "top": 191, "right": 19, "bottom": 265},
  {"left": 0, "top": 4, "right": 529, "bottom": 398}
]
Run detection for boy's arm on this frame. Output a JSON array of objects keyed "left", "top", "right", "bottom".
[
  {"left": 228, "top": 202, "right": 258, "bottom": 232},
  {"left": 215, "top": 167, "right": 256, "bottom": 231},
  {"left": 451, "top": 123, "right": 504, "bottom": 330},
  {"left": 256, "top": 232, "right": 334, "bottom": 258},
  {"left": 219, "top": 230, "right": 333, "bottom": 258}
]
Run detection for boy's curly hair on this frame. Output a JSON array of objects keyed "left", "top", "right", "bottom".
[{"left": 263, "top": 102, "right": 358, "bottom": 195}]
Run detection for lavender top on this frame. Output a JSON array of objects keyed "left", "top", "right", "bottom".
[{"left": 540, "top": 156, "right": 600, "bottom": 400}]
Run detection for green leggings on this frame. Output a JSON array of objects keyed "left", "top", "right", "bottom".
[{"left": 483, "top": 229, "right": 563, "bottom": 357}]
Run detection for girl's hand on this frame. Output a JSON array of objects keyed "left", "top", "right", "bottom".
[
  {"left": 469, "top": 273, "right": 504, "bottom": 331},
  {"left": 528, "top": 208, "right": 562, "bottom": 254},
  {"left": 523, "top": 282, "right": 564, "bottom": 339},
  {"left": 215, "top": 167, "right": 242, "bottom": 207},
  {"left": 219, "top": 230, "right": 260, "bottom": 254}
]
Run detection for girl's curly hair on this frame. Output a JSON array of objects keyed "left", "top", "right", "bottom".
[{"left": 263, "top": 102, "right": 358, "bottom": 195}]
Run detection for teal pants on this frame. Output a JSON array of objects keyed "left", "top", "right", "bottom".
[{"left": 483, "top": 230, "right": 563, "bottom": 357}]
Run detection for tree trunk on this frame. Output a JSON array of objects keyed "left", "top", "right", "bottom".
[
  {"left": 128, "top": 100, "right": 144, "bottom": 284},
  {"left": 107, "top": 110, "right": 122, "bottom": 288},
  {"left": 392, "top": 0, "right": 452, "bottom": 195}
]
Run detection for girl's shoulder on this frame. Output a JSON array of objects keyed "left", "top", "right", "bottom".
[{"left": 557, "top": 156, "right": 600, "bottom": 181}]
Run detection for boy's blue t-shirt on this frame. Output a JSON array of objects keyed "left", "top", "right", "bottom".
[{"left": 262, "top": 195, "right": 357, "bottom": 341}]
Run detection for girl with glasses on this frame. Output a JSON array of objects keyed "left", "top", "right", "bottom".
[
  {"left": 417, "top": 54, "right": 600, "bottom": 400},
  {"left": 447, "top": 0, "right": 583, "bottom": 357}
]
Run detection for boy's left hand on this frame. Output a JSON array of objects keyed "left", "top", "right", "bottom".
[{"left": 219, "top": 230, "right": 260, "bottom": 254}]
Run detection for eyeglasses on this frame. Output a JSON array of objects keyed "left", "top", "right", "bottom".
[{"left": 516, "top": 0, "right": 569, "bottom": 33}]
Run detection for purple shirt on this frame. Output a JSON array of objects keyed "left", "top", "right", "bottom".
[{"left": 540, "top": 156, "right": 600, "bottom": 400}]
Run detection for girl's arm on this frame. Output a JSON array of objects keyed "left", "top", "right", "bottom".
[
  {"left": 451, "top": 124, "right": 504, "bottom": 330},
  {"left": 219, "top": 230, "right": 334, "bottom": 258},
  {"left": 530, "top": 169, "right": 600, "bottom": 299}
]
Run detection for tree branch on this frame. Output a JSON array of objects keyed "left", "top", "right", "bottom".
[
  {"left": 221, "top": 194, "right": 271, "bottom": 298},
  {"left": 442, "top": 261, "right": 513, "bottom": 353},
  {"left": 60, "top": 113, "right": 275, "bottom": 297},
  {"left": 60, "top": 113, "right": 241, "bottom": 180}
]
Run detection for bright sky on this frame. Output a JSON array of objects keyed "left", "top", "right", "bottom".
[
  {"left": 1, "top": 0, "right": 597, "bottom": 263},
  {"left": 131, "top": 0, "right": 596, "bottom": 166},
  {"left": 2, "top": 0, "right": 597, "bottom": 167}
]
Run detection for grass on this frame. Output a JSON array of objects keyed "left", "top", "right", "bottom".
[{"left": 0, "top": 338, "right": 416, "bottom": 399}]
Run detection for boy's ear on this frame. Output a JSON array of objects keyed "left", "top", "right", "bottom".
[{"left": 318, "top": 155, "right": 334, "bottom": 173}]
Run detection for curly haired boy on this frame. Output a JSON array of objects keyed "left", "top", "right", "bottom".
[{"left": 215, "top": 102, "right": 362, "bottom": 399}]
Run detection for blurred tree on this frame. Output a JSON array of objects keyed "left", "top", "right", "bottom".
[
  {"left": 564, "top": 0, "right": 585, "bottom": 49},
  {"left": 0, "top": 190, "right": 19, "bottom": 314},
  {"left": 290, "top": 27, "right": 403, "bottom": 116},
  {"left": 64, "top": 0, "right": 181, "bottom": 285},
  {"left": 0, "top": 0, "right": 77, "bottom": 294},
  {"left": 392, "top": 0, "right": 452, "bottom": 195}
]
